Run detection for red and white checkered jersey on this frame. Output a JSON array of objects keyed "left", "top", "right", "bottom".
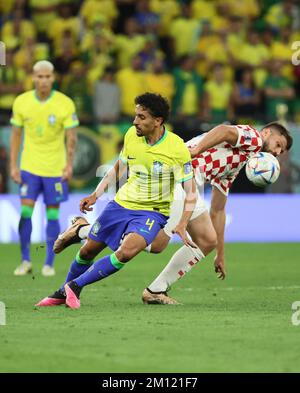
[{"left": 187, "top": 125, "right": 263, "bottom": 195}]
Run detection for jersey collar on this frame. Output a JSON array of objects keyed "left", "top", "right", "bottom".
[
  {"left": 144, "top": 127, "right": 168, "bottom": 147},
  {"left": 34, "top": 89, "right": 55, "bottom": 103}
]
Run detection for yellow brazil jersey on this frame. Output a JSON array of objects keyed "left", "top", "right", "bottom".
[
  {"left": 115, "top": 126, "right": 193, "bottom": 216},
  {"left": 10, "top": 90, "right": 79, "bottom": 177}
]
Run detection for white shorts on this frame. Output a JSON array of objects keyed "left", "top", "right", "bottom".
[{"left": 164, "top": 184, "right": 207, "bottom": 238}]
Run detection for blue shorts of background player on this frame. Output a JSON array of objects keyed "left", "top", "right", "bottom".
[
  {"left": 20, "top": 170, "right": 68, "bottom": 204},
  {"left": 88, "top": 200, "right": 168, "bottom": 251}
]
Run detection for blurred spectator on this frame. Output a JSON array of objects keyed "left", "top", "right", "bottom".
[
  {"left": 171, "top": 55, "right": 203, "bottom": 137},
  {"left": 14, "top": 37, "right": 49, "bottom": 72},
  {"left": 114, "top": 17, "right": 146, "bottom": 68},
  {"left": 226, "top": 0, "right": 260, "bottom": 20},
  {"left": 150, "top": 0, "right": 180, "bottom": 37},
  {"left": 62, "top": 61, "right": 93, "bottom": 125},
  {"left": 270, "top": 26, "right": 294, "bottom": 81},
  {"left": 145, "top": 56, "right": 175, "bottom": 104},
  {"left": 93, "top": 66, "right": 121, "bottom": 124},
  {"left": 80, "top": 0, "right": 119, "bottom": 29},
  {"left": 85, "top": 31, "right": 115, "bottom": 88},
  {"left": 116, "top": 54, "right": 145, "bottom": 119},
  {"left": 29, "top": 0, "right": 59, "bottom": 36},
  {"left": 48, "top": 3, "right": 80, "bottom": 56},
  {"left": 1, "top": 7, "right": 36, "bottom": 48},
  {"left": 0, "top": 49, "right": 25, "bottom": 125},
  {"left": 265, "top": 0, "right": 300, "bottom": 32},
  {"left": 138, "top": 34, "right": 162, "bottom": 70},
  {"left": 168, "top": 2, "right": 200, "bottom": 60},
  {"left": 232, "top": 68, "right": 261, "bottom": 122},
  {"left": 264, "top": 59, "right": 295, "bottom": 121},
  {"left": 53, "top": 29, "right": 79, "bottom": 81},
  {"left": 234, "top": 29, "right": 270, "bottom": 88},
  {"left": 203, "top": 63, "right": 233, "bottom": 123},
  {"left": 134, "top": 0, "right": 160, "bottom": 34}
]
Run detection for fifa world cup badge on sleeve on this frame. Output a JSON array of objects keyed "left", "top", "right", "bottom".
[{"left": 184, "top": 162, "right": 192, "bottom": 174}]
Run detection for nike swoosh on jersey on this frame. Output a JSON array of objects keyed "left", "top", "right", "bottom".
[{"left": 127, "top": 156, "right": 136, "bottom": 160}]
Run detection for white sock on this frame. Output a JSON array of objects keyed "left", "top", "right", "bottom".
[
  {"left": 144, "top": 244, "right": 152, "bottom": 253},
  {"left": 78, "top": 225, "right": 91, "bottom": 239},
  {"left": 148, "top": 245, "right": 204, "bottom": 292}
]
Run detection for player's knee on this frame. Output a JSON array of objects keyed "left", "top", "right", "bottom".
[
  {"left": 150, "top": 232, "right": 169, "bottom": 253},
  {"left": 150, "top": 241, "right": 167, "bottom": 254},
  {"left": 193, "top": 232, "right": 217, "bottom": 255},
  {"left": 115, "top": 246, "right": 138, "bottom": 262},
  {"left": 78, "top": 248, "right": 97, "bottom": 262},
  {"left": 202, "top": 234, "right": 217, "bottom": 254}
]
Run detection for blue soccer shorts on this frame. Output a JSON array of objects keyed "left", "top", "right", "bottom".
[
  {"left": 20, "top": 170, "right": 68, "bottom": 205},
  {"left": 88, "top": 200, "right": 168, "bottom": 251}
]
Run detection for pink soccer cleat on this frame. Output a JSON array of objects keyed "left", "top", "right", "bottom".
[
  {"left": 35, "top": 297, "right": 65, "bottom": 307},
  {"left": 35, "top": 290, "right": 66, "bottom": 306},
  {"left": 65, "top": 282, "right": 81, "bottom": 309}
]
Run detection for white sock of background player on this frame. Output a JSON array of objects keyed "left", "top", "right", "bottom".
[
  {"left": 147, "top": 245, "right": 205, "bottom": 293},
  {"left": 78, "top": 225, "right": 91, "bottom": 239}
]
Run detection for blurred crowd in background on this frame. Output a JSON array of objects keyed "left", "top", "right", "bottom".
[{"left": 1, "top": 0, "right": 300, "bottom": 193}]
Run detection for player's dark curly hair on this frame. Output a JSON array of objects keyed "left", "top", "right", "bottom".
[
  {"left": 135, "top": 93, "right": 170, "bottom": 124},
  {"left": 263, "top": 122, "right": 293, "bottom": 151}
]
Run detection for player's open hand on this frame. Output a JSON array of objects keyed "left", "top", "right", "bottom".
[
  {"left": 188, "top": 146, "right": 199, "bottom": 158},
  {"left": 10, "top": 167, "right": 21, "bottom": 184},
  {"left": 80, "top": 193, "right": 97, "bottom": 214},
  {"left": 214, "top": 255, "right": 226, "bottom": 280},
  {"left": 62, "top": 165, "right": 73, "bottom": 181},
  {"left": 172, "top": 224, "right": 197, "bottom": 248}
]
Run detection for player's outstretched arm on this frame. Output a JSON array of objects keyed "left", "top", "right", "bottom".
[
  {"left": 80, "top": 159, "right": 126, "bottom": 213},
  {"left": 189, "top": 125, "right": 239, "bottom": 158},
  {"left": 10, "top": 126, "right": 22, "bottom": 184},
  {"left": 172, "top": 178, "right": 197, "bottom": 248},
  {"left": 210, "top": 186, "right": 227, "bottom": 280}
]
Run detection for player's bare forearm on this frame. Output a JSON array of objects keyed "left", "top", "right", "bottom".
[
  {"left": 93, "top": 159, "right": 126, "bottom": 199},
  {"left": 172, "top": 178, "right": 197, "bottom": 247},
  {"left": 80, "top": 159, "right": 126, "bottom": 213},
  {"left": 210, "top": 208, "right": 226, "bottom": 258},
  {"left": 189, "top": 125, "right": 239, "bottom": 157},
  {"left": 10, "top": 127, "right": 22, "bottom": 169},
  {"left": 10, "top": 127, "right": 22, "bottom": 183},
  {"left": 66, "top": 128, "right": 77, "bottom": 167},
  {"left": 210, "top": 194, "right": 227, "bottom": 280}
]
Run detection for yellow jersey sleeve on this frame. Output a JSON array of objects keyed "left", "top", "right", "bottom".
[
  {"left": 63, "top": 98, "right": 79, "bottom": 129},
  {"left": 174, "top": 144, "right": 193, "bottom": 183},
  {"left": 10, "top": 96, "right": 24, "bottom": 127}
]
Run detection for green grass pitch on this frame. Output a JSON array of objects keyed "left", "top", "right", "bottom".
[{"left": 0, "top": 243, "right": 300, "bottom": 373}]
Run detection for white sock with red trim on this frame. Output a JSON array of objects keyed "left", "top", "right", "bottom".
[{"left": 148, "top": 245, "right": 204, "bottom": 292}]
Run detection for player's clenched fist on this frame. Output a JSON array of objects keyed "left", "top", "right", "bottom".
[
  {"left": 10, "top": 167, "right": 21, "bottom": 184},
  {"left": 80, "top": 193, "right": 97, "bottom": 213}
]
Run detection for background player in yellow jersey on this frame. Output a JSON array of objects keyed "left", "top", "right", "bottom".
[
  {"left": 10, "top": 60, "right": 78, "bottom": 277},
  {"left": 36, "top": 93, "right": 196, "bottom": 308}
]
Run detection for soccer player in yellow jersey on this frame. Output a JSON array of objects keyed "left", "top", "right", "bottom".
[
  {"left": 10, "top": 60, "right": 78, "bottom": 277},
  {"left": 36, "top": 93, "right": 196, "bottom": 308}
]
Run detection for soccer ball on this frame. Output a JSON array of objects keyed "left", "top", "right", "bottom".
[{"left": 245, "top": 152, "right": 280, "bottom": 187}]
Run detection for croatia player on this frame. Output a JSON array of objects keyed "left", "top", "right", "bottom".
[
  {"left": 53, "top": 121, "right": 292, "bottom": 304},
  {"left": 142, "top": 121, "right": 293, "bottom": 304},
  {"left": 36, "top": 93, "right": 197, "bottom": 308},
  {"left": 10, "top": 61, "right": 78, "bottom": 276}
]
